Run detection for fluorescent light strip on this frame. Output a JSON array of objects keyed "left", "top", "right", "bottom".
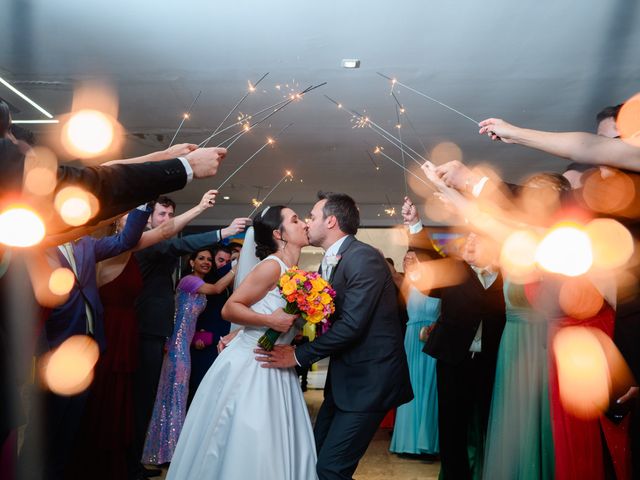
[
  {"left": 12, "top": 119, "right": 59, "bottom": 124},
  {"left": 0, "top": 75, "right": 54, "bottom": 119}
]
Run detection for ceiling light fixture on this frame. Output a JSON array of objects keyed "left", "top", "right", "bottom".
[{"left": 341, "top": 59, "right": 360, "bottom": 69}]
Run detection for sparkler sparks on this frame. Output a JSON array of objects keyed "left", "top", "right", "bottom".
[
  {"left": 200, "top": 72, "right": 269, "bottom": 147},
  {"left": 248, "top": 170, "right": 294, "bottom": 217},
  {"left": 169, "top": 90, "right": 201, "bottom": 147},
  {"left": 377, "top": 72, "right": 480, "bottom": 125},
  {"left": 216, "top": 123, "right": 294, "bottom": 191}
]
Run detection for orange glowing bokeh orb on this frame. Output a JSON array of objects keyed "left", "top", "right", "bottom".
[
  {"left": 49, "top": 268, "right": 76, "bottom": 296},
  {"left": 499, "top": 230, "right": 539, "bottom": 282},
  {"left": 585, "top": 218, "right": 634, "bottom": 270},
  {"left": 553, "top": 327, "right": 610, "bottom": 419},
  {"left": 617, "top": 93, "right": 640, "bottom": 147},
  {"left": 54, "top": 187, "right": 99, "bottom": 226},
  {"left": 535, "top": 224, "right": 592, "bottom": 277},
  {"left": 61, "top": 109, "right": 115, "bottom": 157},
  {"left": 0, "top": 206, "right": 46, "bottom": 247},
  {"left": 42, "top": 335, "right": 99, "bottom": 396}
]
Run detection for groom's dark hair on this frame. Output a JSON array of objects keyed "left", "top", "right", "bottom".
[{"left": 317, "top": 191, "right": 359, "bottom": 235}]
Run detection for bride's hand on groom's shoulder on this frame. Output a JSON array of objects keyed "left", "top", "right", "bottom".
[{"left": 268, "top": 308, "right": 298, "bottom": 333}]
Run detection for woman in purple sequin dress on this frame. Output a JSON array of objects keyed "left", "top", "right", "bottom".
[{"left": 142, "top": 249, "right": 236, "bottom": 465}]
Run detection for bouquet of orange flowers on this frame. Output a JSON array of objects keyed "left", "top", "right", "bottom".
[{"left": 257, "top": 266, "right": 336, "bottom": 351}]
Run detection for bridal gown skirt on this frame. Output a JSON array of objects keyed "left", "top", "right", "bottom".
[{"left": 166, "top": 327, "right": 318, "bottom": 480}]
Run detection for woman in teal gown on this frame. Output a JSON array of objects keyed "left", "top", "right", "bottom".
[
  {"left": 390, "top": 251, "right": 440, "bottom": 456},
  {"left": 482, "top": 281, "right": 554, "bottom": 479}
]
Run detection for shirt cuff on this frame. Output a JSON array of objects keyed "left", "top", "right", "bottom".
[
  {"left": 178, "top": 156, "right": 194, "bottom": 183},
  {"left": 293, "top": 351, "right": 301, "bottom": 367},
  {"left": 472, "top": 176, "right": 489, "bottom": 198},
  {"left": 408, "top": 221, "right": 423, "bottom": 235}
]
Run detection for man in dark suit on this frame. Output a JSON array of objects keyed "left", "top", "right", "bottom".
[
  {"left": 257, "top": 191, "right": 413, "bottom": 480},
  {"left": 131, "top": 199, "right": 249, "bottom": 479},
  {"left": 402, "top": 196, "right": 506, "bottom": 480}
]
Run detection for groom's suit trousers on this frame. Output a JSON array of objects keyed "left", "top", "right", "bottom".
[{"left": 314, "top": 390, "right": 386, "bottom": 480}]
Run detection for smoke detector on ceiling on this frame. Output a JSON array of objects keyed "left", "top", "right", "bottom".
[{"left": 341, "top": 59, "right": 360, "bottom": 69}]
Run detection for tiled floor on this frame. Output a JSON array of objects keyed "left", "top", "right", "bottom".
[{"left": 154, "top": 388, "right": 440, "bottom": 479}]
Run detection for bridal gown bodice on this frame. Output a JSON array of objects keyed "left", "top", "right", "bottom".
[{"left": 166, "top": 255, "right": 318, "bottom": 480}]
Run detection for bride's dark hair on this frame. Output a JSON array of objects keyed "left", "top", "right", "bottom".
[{"left": 252, "top": 205, "right": 286, "bottom": 260}]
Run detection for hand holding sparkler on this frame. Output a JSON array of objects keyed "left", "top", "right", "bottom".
[
  {"left": 401, "top": 196, "right": 419, "bottom": 226},
  {"left": 198, "top": 190, "right": 219, "bottom": 210},
  {"left": 221, "top": 217, "right": 252, "bottom": 238},
  {"left": 478, "top": 118, "right": 520, "bottom": 143},
  {"left": 434, "top": 160, "right": 486, "bottom": 193},
  {"left": 164, "top": 143, "right": 198, "bottom": 159},
  {"left": 184, "top": 147, "right": 227, "bottom": 179}
]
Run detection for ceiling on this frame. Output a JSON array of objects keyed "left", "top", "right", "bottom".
[{"left": 1, "top": 0, "right": 639, "bottom": 225}]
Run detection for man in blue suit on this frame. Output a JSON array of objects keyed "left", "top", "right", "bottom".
[{"left": 19, "top": 206, "right": 151, "bottom": 480}]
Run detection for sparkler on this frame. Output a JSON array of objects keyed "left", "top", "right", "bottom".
[
  {"left": 396, "top": 104, "right": 408, "bottom": 197},
  {"left": 215, "top": 123, "right": 293, "bottom": 190},
  {"left": 169, "top": 91, "right": 201, "bottom": 147},
  {"left": 365, "top": 150, "right": 380, "bottom": 171},
  {"left": 248, "top": 170, "right": 294, "bottom": 217},
  {"left": 202, "top": 82, "right": 326, "bottom": 149},
  {"left": 200, "top": 73, "right": 269, "bottom": 147},
  {"left": 377, "top": 72, "right": 480, "bottom": 125},
  {"left": 325, "top": 95, "right": 428, "bottom": 166},
  {"left": 373, "top": 146, "right": 434, "bottom": 189},
  {"left": 198, "top": 97, "right": 290, "bottom": 147}
]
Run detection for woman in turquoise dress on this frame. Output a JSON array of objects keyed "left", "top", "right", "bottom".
[
  {"left": 482, "top": 281, "right": 554, "bottom": 479},
  {"left": 390, "top": 250, "right": 441, "bottom": 456}
]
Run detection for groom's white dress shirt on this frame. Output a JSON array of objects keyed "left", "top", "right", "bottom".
[{"left": 320, "top": 235, "right": 348, "bottom": 280}]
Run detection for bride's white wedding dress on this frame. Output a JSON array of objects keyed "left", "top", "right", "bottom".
[{"left": 166, "top": 255, "right": 318, "bottom": 480}]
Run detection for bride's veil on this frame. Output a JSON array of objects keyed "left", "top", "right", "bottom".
[
  {"left": 229, "top": 209, "right": 266, "bottom": 331},
  {"left": 233, "top": 224, "right": 259, "bottom": 291}
]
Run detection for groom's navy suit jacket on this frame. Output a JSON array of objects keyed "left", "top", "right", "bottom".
[{"left": 295, "top": 235, "right": 413, "bottom": 413}]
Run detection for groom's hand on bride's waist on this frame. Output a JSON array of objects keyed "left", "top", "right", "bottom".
[{"left": 255, "top": 345, "right": 298, "bottom": 369}]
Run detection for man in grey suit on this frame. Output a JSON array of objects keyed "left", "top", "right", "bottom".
[{"left": 258, "top": 191, "right": 413, "bottom": 480}]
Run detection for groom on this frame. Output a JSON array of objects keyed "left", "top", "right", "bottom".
[{"left": 257, "top": 191, "right": 413, "bottom": 480}]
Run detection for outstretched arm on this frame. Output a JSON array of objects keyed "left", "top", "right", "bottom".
[
  {"left": 478, "top": 118, "right": 640, "bottom": 171},
  {"left": 102, "top": 143, "right": 198, "bottom": 166},
  {"left": 133, "top": 189, "right": 218, "bottom": 251},
  {"left": 196, "top": 265, "right": 237, "bottom": 295}
]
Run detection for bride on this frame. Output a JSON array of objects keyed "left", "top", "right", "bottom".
[{"left": 166, "top": 205, "right": 318, "bottom": 480}]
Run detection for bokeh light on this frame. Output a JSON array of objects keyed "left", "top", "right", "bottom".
[
  {"left": 23, "top": 147, "right": 58, "bottom": 196},
  {"left": 41, "top": 335, "right": 99, "bottom": 396},
  {"left": 430, "top": 142, "right": 463, "bottom": 166},
  {"left": 553, "top": 327, "right": 610, "bottom": 419},
  {"left": 48, "top": 268, "right": 76, "bottom": 296},
  {"left": 585, "top": 218, "right": 634, "bottom": 270},
  {"left": 581, "top": 169, "right": 635, "bottom": 214},
  {"left": 0, "top": 206, "right": 46, "bottom": 247},
  {"left": 617, "top": 93, "right": 640, "bottom": 147},
  {"left": 54, "top": 186, "right": 99, "bottom": 226},
  {"left": 558, "top": 277, "right": 604, "bottom": 319},
  {"left": 499, "top": 230, "right": 539, "bottom": 283},
  {"left": 61, "top": 109, "right": 115, "bottom": 157},
  {"left": 535, "top": 223, "right": 592, "bottom": 277}
]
